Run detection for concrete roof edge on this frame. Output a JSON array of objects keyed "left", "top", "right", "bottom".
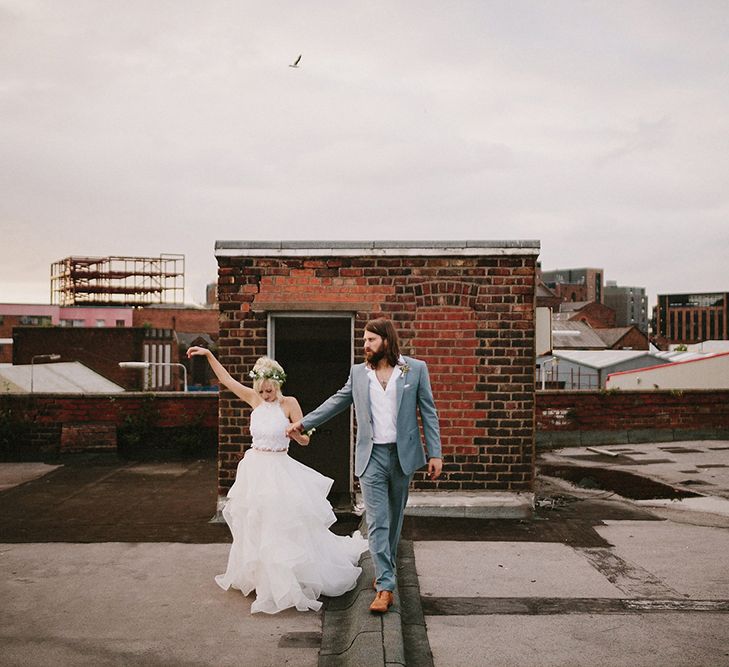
[{"left": 214, "top": 240, "right": 541, "bottom": 257}]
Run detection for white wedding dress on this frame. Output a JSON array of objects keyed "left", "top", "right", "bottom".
[{"left": 215, "top": 399, "right": 368, "bottom": 614}]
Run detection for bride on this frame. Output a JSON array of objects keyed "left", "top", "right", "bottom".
[{"left": 187, "top": 347, "right": 368, "bottom": 614}]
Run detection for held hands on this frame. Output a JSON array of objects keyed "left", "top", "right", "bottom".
[
  {"left": 428, "top": 457, "right": 443, "bottom": 481},
  {"left": 286, "top": 420, "right": 310, "bottom": 446},
  {"left": 286, "top": 420, "right": 303, "bottom": 438}
]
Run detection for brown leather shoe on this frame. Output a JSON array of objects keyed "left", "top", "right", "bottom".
[{"left": 369, "top": 590, "right": 394, "bottom": 613}]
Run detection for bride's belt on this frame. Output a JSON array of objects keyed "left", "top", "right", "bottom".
[{"left": 251, "top": 446, "right": 289, "bottom": 453}]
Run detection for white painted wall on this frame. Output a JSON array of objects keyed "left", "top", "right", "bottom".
[
  {"left": 536, "top": 307, "right": 552, "bottom": 356},
  {"left": 606, "top": 353, "right": 729, "bottom": 390}
]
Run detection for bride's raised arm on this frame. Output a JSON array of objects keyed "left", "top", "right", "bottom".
[{"left": 186, "top": 346, "right": 258, "bottom": 407}]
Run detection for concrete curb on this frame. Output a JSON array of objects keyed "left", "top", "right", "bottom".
[
  {"left": 319, "top": 551, "right": 405, "bottom": 667},
  {"left": 397, "top": 540, "right": 434, "bottom": 667}
]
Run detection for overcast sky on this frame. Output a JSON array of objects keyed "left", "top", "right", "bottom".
[{"left": 1, "top": 0, "right": 727, "bottom": 307}]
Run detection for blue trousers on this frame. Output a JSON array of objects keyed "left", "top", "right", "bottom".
[{"left": 358, "top": 443, "right": 412, "bottom": 592}]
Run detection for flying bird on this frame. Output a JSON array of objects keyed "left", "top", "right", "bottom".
[{"left": 289, "top": 54, "right": 302, "bottom": 68}]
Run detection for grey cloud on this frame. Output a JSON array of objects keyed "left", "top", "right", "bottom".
[{"left": 1, "top": 1, "right": 728, "bottom": 306}]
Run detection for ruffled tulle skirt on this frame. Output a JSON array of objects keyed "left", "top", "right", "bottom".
[{"left": 215, "top": 449, "right": 368, "bottom": 614}]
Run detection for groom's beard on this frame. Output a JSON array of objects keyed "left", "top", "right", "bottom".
[{"left": 365, "top": 348, "right": 386, "bottom": 366}]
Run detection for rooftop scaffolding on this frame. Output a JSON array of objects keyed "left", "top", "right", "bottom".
[{"left": 50, "top": 254, "right": 185, "bottom": 306}]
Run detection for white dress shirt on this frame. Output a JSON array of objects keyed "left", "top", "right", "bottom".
[{"left": 366, "top": 359, "right": 404, "bottom": 443}]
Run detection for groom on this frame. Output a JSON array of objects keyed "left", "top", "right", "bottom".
[{"left": 287, "top": 317, "right": 442, "bottom": 613}]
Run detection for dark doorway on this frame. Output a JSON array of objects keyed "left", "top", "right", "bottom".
[{"left": 272, "top": 315, "right": 352, "bottom": 507}]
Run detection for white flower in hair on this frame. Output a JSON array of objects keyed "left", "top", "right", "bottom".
[{"left": 248, "top": 368, "right": 287, "bottom": 384}]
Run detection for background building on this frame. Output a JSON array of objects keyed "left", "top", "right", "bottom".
[
  {"left": 557, "top": 300, "right": 616, "bottom": 328},
  {"left": 541, "top": 267, "right": 604, "bottom": 303},
  {"left": 604, "top": 281, "right": 648, "bottom": 333},
  {"left": 655, "top": 292, "right": 728, "bottom": 346},
  {"left": 50, "top": 255, "right": 185, "bottom": 306},
  {"left": 0, "top": 304, "right": 134, "bottom": 363},
  {"left": 205, "top": 282, "right": 218, "bottom": 307},
  {"left": 606, "top": 351, "right": 729, "bottom": 390},
  {"left": 537, "top": 350, "right": 660, "bottom": 389},
  {"left": 593, "top": 326, "right": 649, "bottom": 350},
  {"left": 12, "top": 327, "right": 179, "bottom": 391}
]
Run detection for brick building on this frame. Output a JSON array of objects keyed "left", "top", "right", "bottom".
[
  {"left": 550, "top": 282, "right": 589, "bottom": 303},
  {"left": 594, "top": 326, "right": 649, "bottom": 350},
  {"left": 656, "top": 292, "right": 728, "bottom": 346},
  {"left": 0, "top": 304, "right": 133, "bottom": 363},
  {"left": 13, "top": 327, "right": 178, "bottom": 390},
  {"left": 541, "top": 267, "right": 604, "bottom": 303},
  {"left": 214, "top": 240, "right": 540, "bottom": 513},
  {"left": 558, "top": 300, "right": 616, "bottom": 328},
  {"left": 132, "top": 305, "right": 218, "bottom": 334}
]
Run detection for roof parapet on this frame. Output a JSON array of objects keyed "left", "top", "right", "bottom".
[{"left": 214, "top": 240, "right": 540, "bottom": 258}]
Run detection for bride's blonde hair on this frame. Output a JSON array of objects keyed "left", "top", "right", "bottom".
[{"left": 248, "top": 357, "right": 286, "bottom": 398}]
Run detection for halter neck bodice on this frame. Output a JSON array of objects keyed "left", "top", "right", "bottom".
[{"left": 250, "top": 401, "right": 290, "bottom": 452}]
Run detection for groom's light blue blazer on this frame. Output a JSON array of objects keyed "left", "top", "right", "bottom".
[{"left": 301, "top": 356, "right": 442, "bottom": 477}]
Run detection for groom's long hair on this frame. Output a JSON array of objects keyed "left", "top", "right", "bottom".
[{"left": 364, "top": 318, "right": 401, "bottom": 367}]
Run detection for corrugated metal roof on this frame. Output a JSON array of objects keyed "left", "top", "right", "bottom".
[
  {"left": 559, "top": 301, "right": 590, "bottom": 312},
  {"left": 0, "top": 362, "right": 124, "bottom": 393},
  {"left": 609, "top": 350, "right": 729, "bottom": 376},
  {"left": 552, "top": 349, "right": 655, "bottom": 369},
  {"left": 552, "top": 320, "right": 606, "bottom": 349},
  {"left": 593, "top": 327, "right": 634, "bottom": 347},
  {"left": 536, "top": 283, "right": 558, "bottom": 298}
]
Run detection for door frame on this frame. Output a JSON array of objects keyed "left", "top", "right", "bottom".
[{"left": 268, "top": 312, "right": 355, "bottom": 495}]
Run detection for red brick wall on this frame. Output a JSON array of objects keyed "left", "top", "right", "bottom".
[
  {"left": 133, "top": 307, "right": 219, "bottom": 334},
  {"left": 217, "top": 254, "right": 537, "bottom": 495},
  {"left": 553, "top": 284, "right": 588, "bottom": 303},
  {"left": 0, "top": 393, "right": 218, "bottom": 460},
  {"left": 570, "top": 302, "right": 616, "bottom": 328},
  {"left": 612, "top": 327, "right": 649, "bottom": 350},
  {"left": 536, "top": 390, "right": 729, "bottom": 448}
]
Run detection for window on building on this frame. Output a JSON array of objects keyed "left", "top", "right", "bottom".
[
  {"left": 116, "top": 319, "right": 126, "bottom": 327},
  {"left": 60, "top": 319, "right": 85, "bottom": 328},
  {"left": 96, "top": 320, "right": 105, "bottom": 327},
  {"left": 19, "top": 315, "right": 52, "bottom": 326}
]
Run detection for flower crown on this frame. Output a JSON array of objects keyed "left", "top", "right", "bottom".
[{"left": 248, "top": 368, "right": 286, "bottom": 384}]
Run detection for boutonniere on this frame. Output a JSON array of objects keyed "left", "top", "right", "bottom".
[{"left": 398, "top": 363, "right": 410, "bottom": 377}]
